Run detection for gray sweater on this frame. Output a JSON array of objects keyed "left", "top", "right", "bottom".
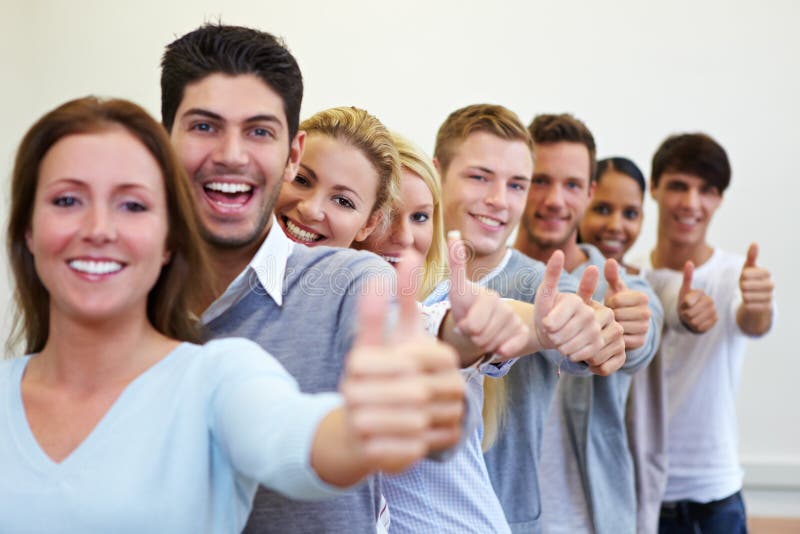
[
  {"left": 481, "top": 249, "right": 581, "bottom": 533},
  {"left": 206, "top": 243, "right": 393, "bottom": 534}
]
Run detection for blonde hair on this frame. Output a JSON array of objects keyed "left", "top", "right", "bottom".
[
  {"left": 390, "top": 133, "right": 449, "bottom": 299},
  {"left": 434, "top": 103, "right": 532, "bottom": 176},
  {"left": 300, "top": 107, "right": 400, "bottom": 226}
]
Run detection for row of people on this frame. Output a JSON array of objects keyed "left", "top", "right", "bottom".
[{"left": 1, "top": 21, "right": 774, "bottom": 534}]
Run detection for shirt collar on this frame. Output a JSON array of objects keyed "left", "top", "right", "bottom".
[
  {"left": 201, "top": 217, "right": 293, "bottom": 324},
  {"left": 249, "top": 216, "right": 293, "bottom": 306}
]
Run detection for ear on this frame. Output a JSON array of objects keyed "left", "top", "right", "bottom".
[
  {"left": 649, "top": 178, "right": 658, "bottom": 200},
  {"left": 588, "top": 179, "right": 596, "bottom": 200},
  {"left": 162, "top": 248, "right": 173, "bottom": 266},
  {"left": 25, "top": 228, "right": 34, "bottom": 255},
  {"left": 284, "top": 130, "right": 307, "bottom": 184},
  {"left": 433, "top": 157, "right": 443, "bottom": 179},
  {"left": 354, "top": 210, "right": 383, "bottom": 243}
]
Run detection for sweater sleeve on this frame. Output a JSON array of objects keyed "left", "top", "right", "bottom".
[{"left": 206, "top": 338, "right": 346, "bottom": 500}]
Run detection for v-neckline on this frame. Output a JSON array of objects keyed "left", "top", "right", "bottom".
[{"left": 8, "top": 343, "right": 187, "bottom": 471}]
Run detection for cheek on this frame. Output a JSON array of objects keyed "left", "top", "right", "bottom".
[
  {"left": 623, "top": 220, "right": 643, "bottom": 240},
  {"left": 413, "top": 225, "right": 433, "bottom": 256}
]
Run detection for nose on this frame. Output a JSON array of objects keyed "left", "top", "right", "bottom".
[
  {"left": 392, "top": 217, "right": 414, "bottom": 248},
  {"left": 297, "top": 192, "right": 325, "bottom": 222},
  {"left": 680, "top": 187, "right": 701, "bottom": 209},
  {"left": 485, "top": 181, "right": 508, "bottom": 209},
  {"left": 81, "top": 203, "right": 117, "bottom": 244},
  {"left": 607, "top": 209, "right": 623, "bottom": 231},
  {"left": 543, "top": 184, "right": 564, "bottom": 208},
  {"left": 213, "top": 131, "right": 249, "bottom": 168}
]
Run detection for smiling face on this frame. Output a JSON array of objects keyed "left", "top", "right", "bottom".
[
  {"left": 519, "top": 141, "right": 593, "bottom": 253},
  {"left": 275, "top": 133, "right": 381, "bottom": 248},
  {"left": 578, "top": 170, "right": 644, "bottom": 262},
  {"left": 361, "top": 168, "right": 434, "bottom": 265},
  {"left": 25, "top": 129, "right": 170, "bottom": 323},
  {"left": 651, "top": 171, "right": 721, "bottom": 249},
  {"left": 440, "top": 131, "right": 532, "bottom": 266},
  {"left": 169, "top": 73, "right": 302, "bottom": 251}
]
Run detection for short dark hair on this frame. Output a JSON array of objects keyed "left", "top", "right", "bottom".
[
  {"left": 8, "top": 96, "right": 212, "bottom": 353},
  {"left": 528, "top": 113, "right": 596, "bottom": 181},
  {"left": 596, "top": 157, "right": 646, "bottom": 197},
  {"left": 651, "top": 133, "right": 731, "bottom": 193},
  {"left": 160, "top": 23, "right": 303, "bottom": 140}
]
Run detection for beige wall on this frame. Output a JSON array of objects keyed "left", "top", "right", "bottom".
[{"left": 2, "top": 0, "right": 798, "bottom": 512}]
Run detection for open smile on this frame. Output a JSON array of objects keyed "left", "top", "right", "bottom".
[
  {"left": 281, "top": 216, "right": 327, "bottom": 244},
  {"left": 202, "top": 180, "right": 256, "bottom": 212}
]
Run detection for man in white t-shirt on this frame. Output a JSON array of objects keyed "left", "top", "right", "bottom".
[{"left": 641, "top": 133, "right": 774, "bottom": 533}]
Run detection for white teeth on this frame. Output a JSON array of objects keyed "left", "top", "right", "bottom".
[
  {"left": 677, "top": 217, "right": 696, "bottom": 225},
  {"left": 474, "top": 215, "right": 502, "bottom": 227},
  {"left": 601, "top": 239, "right": 623, "bottom": 248},
  {"left": 285, "top": 220, "right": 323, "bottom": 242},
  {"left": 205, "top": 182, "right": 253, "bottom": 194},
  {"left": 381, "top": 255, "right": 401, "bottom": 264},
  {"left": 69, "top": 259, "right": 123, "bottom": 275}
]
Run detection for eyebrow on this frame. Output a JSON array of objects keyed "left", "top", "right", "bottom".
[
  {"left": 298, "top": 163, "right": 318, "bottom": 182},
  {"left": 181, "top": 108, "right": 284, "bottom": 127},
  {"left": 470, "top": 166, "right": 531, "bottom": 183},
  {"left": 333, "top": 184, "right": 364, "bottom": 203}
]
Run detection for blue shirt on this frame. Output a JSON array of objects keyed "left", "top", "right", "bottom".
[{"left": 0, "top": 339, "right": 343, "bottom": 533}]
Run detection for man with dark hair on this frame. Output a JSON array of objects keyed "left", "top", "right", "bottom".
[
  {"left": 512, "top": 113, "right": 662, "bottom": 533},
  {"left": 159, "top": 23, "right": 467, "bottom": 533},
  {"left": 642, "top": 132, "right": 774, "bottom": 533}
]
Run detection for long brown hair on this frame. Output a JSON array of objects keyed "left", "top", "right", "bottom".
[{"left": 7, "top": 96, "right": 212, "bottom": 354}]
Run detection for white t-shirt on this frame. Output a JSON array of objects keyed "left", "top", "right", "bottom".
[{"left": 638, "top": 248, "right": 751, "bottom": 502}]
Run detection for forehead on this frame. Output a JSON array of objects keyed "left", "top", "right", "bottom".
[
  {"left": 175, "top": 73, "right": 287, "bottom": 126},
  {"left": 39, "top": 129, "right": 162, "bottom": 187},
  {"left": 450, "top": 131, "right": 533, "bottom": 175},
  {"left": 400, "top": 170, "right": 434, "bottom": 205},
  {"left": 595, "top": 171, "right": 644, "bottom": 202},
  {"left": 533, "top": 141, "right": 591, "bottom": 181}
]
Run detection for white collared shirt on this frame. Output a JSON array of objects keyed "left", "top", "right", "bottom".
[{"left": 202, "top": 217, "right": 294, "bottom": 324}]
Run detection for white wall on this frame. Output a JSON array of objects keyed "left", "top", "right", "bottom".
[{"left": 3, "top": 0, "right": 798, "bottom": 513}]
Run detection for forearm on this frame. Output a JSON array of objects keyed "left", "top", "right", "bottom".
[{"left": 310, "top": 407, "right": 371, "bottom": 488}]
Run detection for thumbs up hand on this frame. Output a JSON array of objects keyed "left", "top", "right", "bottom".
[
  {"left": 340, "top": 255, "right": 465, "bottom": 474},
  {"left": 737, "top": 243, "right": 775, "bottom": 336},
  {"left": 677, "top": 260, "right": 717, "bottom": 333},
  {"left": 533, "top": 251, "right": 625, "bottom": 376},
  {"left": 445, "top": 232, "right": 529, "bottom": 360},
  {"left": 603, "top": 259, "right": 651, "bottom": 351},
  {"left": 739, "top": 243, "right": 773, "bottom": 313}
]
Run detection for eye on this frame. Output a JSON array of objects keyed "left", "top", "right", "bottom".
[
  {"left": 190, "top": 122, "right": 215, "bottom": 133},
  {"left": 293, "top": 173, "right": 311, "bottom": 187},
  {"left": 333, "top": 195, "right": 356, "bottom": 210},
  {"left": 531, "top": 176, "right": 548, "bottom": 186},
  {"left": 592, "top": 203, "right": 611, "bottom": 215},
  {"left": 250, "top": 126, "right": 276, "bottom": 139},
  {"left": 666, "top": 181, "right": 686, "bottom": 191},
  {"left": 566, "top": 181, "right": 582, "bottom": 191},
  {"left": 122, "top": 200, "right": 148, "bottom": 213},
  {"left": 468, "top": 174, "right": 489, "bottom": 182},
  {"left": 623, "top": 208, "right": 640, "bottom": 220},
  {"left": 508, "top": 182, "right": 527, "bottom": 192},
  {"left": 52, "top": 195, "right": 79, "bottom": 207},
  {"left": 701, "top": 184, "right": 720, "bottom": 196},
  {"left": 410, "top": 211, "right": 430, "bottom": 224}
]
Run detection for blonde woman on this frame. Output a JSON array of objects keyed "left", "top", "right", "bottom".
[{"left": 275, "top": 106, "right": 399, "bottom": 248}]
